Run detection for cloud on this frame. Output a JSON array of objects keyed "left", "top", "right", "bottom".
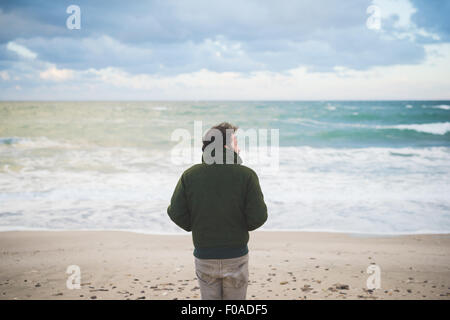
[
  {"left": 80, "top": 42, "right": 449, "bottom": 100},
  {"left": 0, "top": 7, "right": 66, "bottom": 43},
  {"left": 410, "top": 0, "right": 450, "bottom": 42},
  {"left": 1, "top": 42, "right": 448, "bottom": 100},
  {"left": 0, "top": 0, "right": 438, "bottom": 74},
  {"left": 374, "top": 0, "right": 417, "bottom": 28},
  {"left": 8, "top": 29, "right": 426, "bottom": 76},
  {"left": 39, "top": 66, "right": 74, "bottom": 81},
  {"left": 0, "top": 70, "right": 9, "bottom": 80},
  {"left": 0, "top": 0, "right": 449, "bottom": 99},
  {"left": 6, "top": 41, "right": 37, "bottom": 59},
  {"left": 12, "top": 35, "right": 154, "bottom": 73},
  {"left": 371, "top": 0, "right": 443, "bottom": 43}
]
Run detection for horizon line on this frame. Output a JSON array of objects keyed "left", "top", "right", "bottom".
[{"left": 1, "top": 99, "right": 450, "bottom": 102}]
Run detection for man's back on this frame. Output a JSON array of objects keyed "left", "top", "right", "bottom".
[{"left": 167, "top": 147, "right": 268, "bottom": 258}]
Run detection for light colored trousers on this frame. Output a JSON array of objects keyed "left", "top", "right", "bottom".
[{"left": 194, "top": 253, "right": 249, "bottom": 300}]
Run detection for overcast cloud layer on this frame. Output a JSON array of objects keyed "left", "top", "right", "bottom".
[{"left": 0, "top": 0, "right": 449, "bottom": 99}]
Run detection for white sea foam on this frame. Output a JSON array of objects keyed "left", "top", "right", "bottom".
[
  {"left": 1, "top": 144, "right": 449, "bottom": 234},
  {"left": 385, "top": 122, "right": 450, "bottom": 135},
  {"left": 276, "top": 118, "right": 450, "bottom": 136},
  {"left": 432, "top": 104, "right": 450, "bottom": 110}
]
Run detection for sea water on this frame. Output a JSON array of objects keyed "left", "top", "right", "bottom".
[{"left": 0, "top": 101, "right": 449, "bottom": 234}]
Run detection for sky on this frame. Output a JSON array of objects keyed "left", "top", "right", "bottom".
[{"left": 0, "top": 0, "right": 449, "bottom": 100}]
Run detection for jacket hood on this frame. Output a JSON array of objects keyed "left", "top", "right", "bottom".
[{"left": 201, "top": 146, "right": 243, "bottom": 165}]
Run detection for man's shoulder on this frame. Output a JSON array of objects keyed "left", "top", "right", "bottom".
[
  {"left": 181, "top": 163, "right": 206, "bottom": 179},
  {"left": 236, "top": 164, "right": 258, "bottom": 177},
  {"left": 182, "top": 163, "right": 257, "bottom": 179},
  {"left": 230, "top": 164, "right": 260, "bottom": 184}
]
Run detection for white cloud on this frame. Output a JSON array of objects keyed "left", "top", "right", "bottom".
[
  {"left": 36, "top": 42, "right": 446, "bottom": 100},
  {"left": 6, "top": 41, "right": 37, "bottom": 60},
  {"left": 373, "top": 0, "right": 440, "bottom": 42},
  {"left": 373, "top": 0, "right": 416, "bottom": 28},
  {"left": 40, "top": 66, "right": 74, "bottom": 81},
  {"left": 0, "top": 70, "right": 10, "bottom": 80},
  {"left": 1, "top": 37, "right": 449, "bottom": 100}
]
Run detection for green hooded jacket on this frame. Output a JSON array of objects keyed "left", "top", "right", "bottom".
[{"left": 167, "top": 147, "right": 268, "bottom": 259}]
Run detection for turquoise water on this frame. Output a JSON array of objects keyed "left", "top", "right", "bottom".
[{"left": 0, "top": 101, "right": 449, "bottom": 234}]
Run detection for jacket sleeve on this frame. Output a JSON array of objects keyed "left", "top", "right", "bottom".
[
  {"left": 244, "top": 171, "right": 268, "bottom": 231},
  {"left": 167, "top": 175, "right": 191, "bottom": 232}
]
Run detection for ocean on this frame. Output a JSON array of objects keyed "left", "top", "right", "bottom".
[{"left": 1, "top": 101, "right": 449, "bottom": 234}]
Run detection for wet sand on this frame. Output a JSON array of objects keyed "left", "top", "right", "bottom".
[{"left": 0, "top": 231, "right": 449, "bottom": 300}]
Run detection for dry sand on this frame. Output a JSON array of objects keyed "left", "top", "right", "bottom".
[{"left": 0, "top": 231, "right": 449, "bottom": 300}]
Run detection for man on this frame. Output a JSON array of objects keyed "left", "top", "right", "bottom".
[{"left": 167, "top": 122, "right": 268, "bottom": 300}]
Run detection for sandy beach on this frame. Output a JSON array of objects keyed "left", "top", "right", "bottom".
[{"left": 0, "top": 231, "right": 449, "bottom": 300}]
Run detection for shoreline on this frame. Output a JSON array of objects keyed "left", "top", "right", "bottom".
[
  {"left": 2, "top": 228, "right": 450, "bottom": 237},
  {"left": 1, "top": 230, "right": 449, "bottom": 300}
]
